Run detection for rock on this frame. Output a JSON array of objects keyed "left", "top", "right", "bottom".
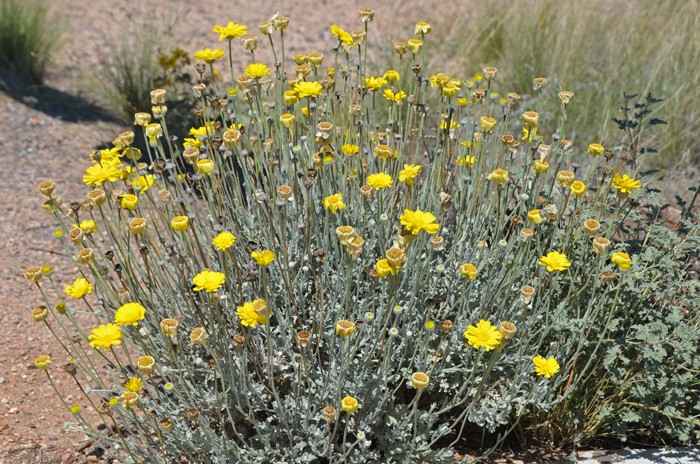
[
  {"left": 61, "top": 452, "right": 72, "bottom": 463},
  {"left": 28, "top": 423, "right": 36, "bottom": 428},
  {"left": 7, "top": 407, "right": 18, "bottom": 414}
]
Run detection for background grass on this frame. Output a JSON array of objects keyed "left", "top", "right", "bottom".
[
  {"left": 426, "top": 0, "right": 700, "bottom": 170},
  {"left": 0, "top": 0, "right": 64, "bottom": 85}
]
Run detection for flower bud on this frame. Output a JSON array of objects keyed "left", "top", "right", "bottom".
[
  {"left": 24, "top": 266, "right": 43, "bottom": 283},
  {"left": 411, "top": 372, "right": 429, "bottom": 390},
  {"left": 600, "top": 271, "right": 614, "bottom": 284},
  {"left": 151, "top": 89, "right": 166, "bottom": 105},
  {"left": 583, "top": 219, "right": 601, "bottom": 236},
  {"left": 336, "top": 226, "right": 356, "bottom": 245},
  {"left": 233, "top": 334, "right": 245, "bottom": 347},
  {"left": 68, "top": 228, "right": 84, "bottom": 245},
  {"left": 38, "top": 181, "right": 55, "bottom": 197},
  {"left": 520, "top": 228, "right": 534, "bottom": 242},
  {"left": 360, "top": 185, "right": 374, "bottom": 199},
  {"left": 559, "top": 91, "right": 574, "bottom": 105},
  {"left": 430, "top": 236, "right": 445, "bottom": 251},
  {"left": 593, "top": 237, "right": 611, "bottom": 255},
  {"left": 385, "top": 247, "right": 407, "bottom": 268},
  {"left": 160, "top": 418, "right": 174, "bottom": 433},
  {"left": 520, "top": 286, "right": 535, "bottom": 304},
  {"left": 557, "top": 170, "right": 576, "bottom": 187},
  {"left": 522, "top": 111, "right": 539, "bottom": 127},
  {"left": 134, "top": 112, "right": 151, "bottom": 126},
  {"left": 273, "top": 16, "right": 289, "bottom": 31},
  {"left": 236, "top": 74, "right": 255, "bottom": 93},
  {"left": 196, "top": 159, "right": 215, "bottom": 175},
  {"left": 322, "top": 406, "right": 337, "bottom": 422},
  {"left": 500, "top": 321, "right": 517, "bottom": 339},
  {"left": 129, "top": 218, "right": 147, "bottom": 234},
  {"left": 63, "top": 362, "right": 78, "bottom": 377},
  {"left": 242, "top": 35, "right": 258, "bottom": 50},
  {"left": 76, "top": 248, "right": 94, "bottom": 265},
  {"left": 138, "top": 356, "right": 155, "bottom": 374},
  {"left": 186, "top": 407, "right": 199, "bottom": 421},
  {"left": 533, "top": 77, "right": 548, "bottom": 91},
  {"left": 351, "top": 30, "right": 366, "bottom": 45},
  {"left": 440, "top": 320, "right": 453, "bottom": 333},
  {"left": 259, "top": 20, "right": 274, "bottom": 35},
  {"left": 296, "top": 330, "right": 311, "bottom": 348},
  {"left": 32, "top": 305, "right": 49, "bottom": 322},
  {"left": 161, "top": 318, "right": 180, "bottom": 337},
  {"left": 359, "top": 8, "right": 375, "bottom": 22},
  {"left": 190, "top": 327, "right": 208, "bottom": 345},
  {"left": 335, "top": 320, "right": 356, "bottom": 337},
  {"left": 394, "top": 42, "right": 407, "bottom": 55},
  {"left": 477, "top": 240, "right": 488, "bottom": 251}
]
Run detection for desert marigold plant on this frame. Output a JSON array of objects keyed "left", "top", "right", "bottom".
[{"left": 26, "top": 8, "right": 700, "bottom": 464}]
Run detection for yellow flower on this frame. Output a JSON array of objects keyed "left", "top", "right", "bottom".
[
  {"left": 400, "top": 209, "right": 440, "bottom": 234},
  {"left": 533, "top": 356, "right": 560, "bottom": 378},
  {"left": 383, "top": 89, "right": 407, "bottom": 102},
  {"left": 414, "top": 22, "right": 432, "bottom": 35},
  {"left": 430, "top": 73, "right": 451, "bottom": 88},
  {"left": 331, "top": 24, "right": 355, "bottom": 46},
  {"left": 88, "top": 323, "right": 123, "bottom": 351},
  {"left": 538, "top": 251, "right": 571, "bottom": 272},
  {"left": 192, "top": 270, "right": 225, "bottom": 292},
  {"left": 487, "top": 169, "right": 509, "bottom": 184},
  {"left": 137, "top": 356, "right": 155, "bottom": 374},
  {"left": 83, "top": 163, "right": 120, "bottom": 186},
  {"left": 124, "top": 377, "right": 143, "bottom": 393},
  {"left": 34, "top": 355, "right": 51, "bottom": 370},
  {"left": 464, "top": 320, "right": 502, "bottom": 351},
  {"left": 527, "top": 209, "right": 544, "bottom": 225},
  {"left": 97, "top": 147, "right": 121, "bottom": 163},
  {"left": 70, "top": 405, "right": 81, "bottom": 414},
  {"left": 588, "top": 143, "right": 604, "bottom": 156},
  {"left": 611, "top": 252, "right": 631, "bottom": 270},
  {"left": 244, "top": 63, "right": 270, "bottom": 78},
  {"left": 301, "top": 107, "right": 309, "bottom": 116},
  {"left": 115, "top": 302, "right": 146, "bottom": 326},
  {"left": 383, "top": 70, "right": 399, "bottom": 82},
  {"left": 121, "top": 194, "right": 138, "bottom": 211},
  {"left": 570, "top": 181, "right": 587, "bottom": 196},
  {"left": 294, "top": 81, "right": 323, "bottom": 98},
  {"left": 131, "top": 174, "right": 155, "bottom": 193},
  {"left": 457, "top": 97, "right": 468, "bottom": 106},
  {"left": 342, "top": 144, "right": 359, "bottom": 156},
  {"left": 440, "top": 121, "right": 459, "bottom": 131},
  {"left": 213, "top": 22, "right": 247, "bottom": 41},
  {"left": 171, "top": 216, "right": 189, "bottom": 232},
  {"left": 398, "top": 164, "right": 422, "bottom": 185},
  {"left": 341, "top": 396, "right": 359, "bottom": 413},
  {"left": 480, "top": 116, "right": 497, "bottom": 132},
  {"left": 365, "top": 76, "right": 388, "bottom": 91},
  {"left": 611, "top": 174, "right": 641, "bottom": 194},
  {"left": 460, "top": 263, "right": 477, "bottom": 280},
  {"left": 323, "top": 194, "right": 346, "bottom": 213},
  {"left": 65, "top": 278, "right": 92, "bottom": 299},
  {"left": 72, "top": 219, "right": 98, "bottom": 232},
  {"left": 376, "top": 259, "right": 398, "bottom": 277},
  {"left": 194, "top": 48, "right": 225, "bottom": 63},
  {"left": 456, "top": 156, "right": 476, "bottom": 167},
  {"left": 442, "top": 82, "right": 459, "bottom": 97},
  {"left": 237, "top": 301, "right": 268, "bottom": 327},
  {"left": 213, "top": 232, "right": 236, "bottom": 251},
  {"left": 533, "top": 158, "right": 550, "bottom": 174},
  {"left": 252, "top": 250, "right": 276, "bottom": 266},
  {"left": 367, "top": 172, "right": 393, "bottom": 190},
  {"left": 184, "top": 138, "right": 202, "bottom": 150}
]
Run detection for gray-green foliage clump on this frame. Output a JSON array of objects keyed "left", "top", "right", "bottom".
[{"left": 29, "top": 11, "right": 699, "bottom": 464}]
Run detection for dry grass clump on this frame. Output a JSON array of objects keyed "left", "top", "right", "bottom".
[{"left": 433, "top": 0, "right": 700, "bottom": 169}]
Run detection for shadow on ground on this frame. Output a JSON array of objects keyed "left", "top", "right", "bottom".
[{"left": 0, "top": 76, "right": 118, "bottom": 124}]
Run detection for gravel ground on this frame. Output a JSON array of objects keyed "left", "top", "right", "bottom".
[{"left": 0, "top": 0, "right": 696, "bottom": 462}]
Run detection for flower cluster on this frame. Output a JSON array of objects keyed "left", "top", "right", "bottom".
[{"left": 25, "top": 8, "right": 700, "bottom": 464}]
